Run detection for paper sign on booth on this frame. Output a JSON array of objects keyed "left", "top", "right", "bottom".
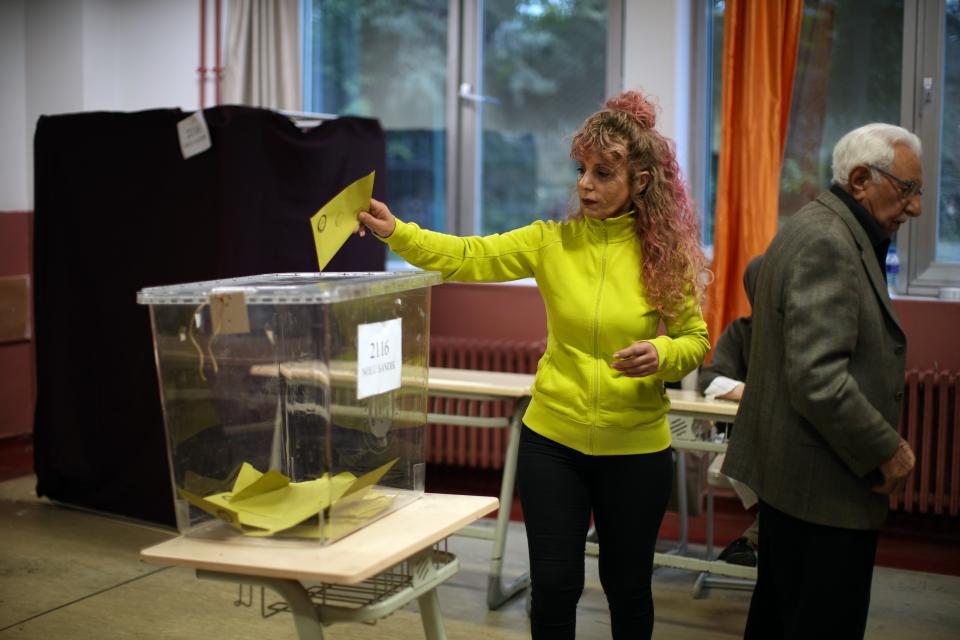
[{"left": 357, "top": 318, "right": 402, "bottom": 399}]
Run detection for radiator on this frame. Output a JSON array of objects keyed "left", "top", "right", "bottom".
[
  {"left": 428, "top": 336, "right": 545, "bottom": 469},
  {"left": 891, "top": 369, "right": 959, "bottom": 516},
  {"left": 427, "top": 340, "right": 958, "bottom": 516}
]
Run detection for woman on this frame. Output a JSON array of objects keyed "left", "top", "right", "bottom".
[{"left": 358, "top": 90, "right": 709, "bottom": 639}]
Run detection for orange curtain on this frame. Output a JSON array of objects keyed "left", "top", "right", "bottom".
[{"left": 705, "top": 0, "right": 804, "bottom": 351}]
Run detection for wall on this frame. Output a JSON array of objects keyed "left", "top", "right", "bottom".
[
  {"left": 431, "top": 283, "right": 547, "bottom": 342},
  {"left": 622, "top": 0, "right": 693, "bottom": 173},
  {"left": 0, "top": 0, "right": 204, "bottom": 442},
  {"left": 16, "top": 0, "right": 203, "bottom": 212},
  {"left": 0, "top": 213, "right": 34, "bottom": 440},
  {"left": 431, "top": 283, "right": 960, "bottom": 372},
  {"left": 0, "top": 0, "right": 29, "bottom": 211},
  {"left": 893, "top": 298, "right": 960, "bottom": 371},
  {"left": 1, "top": 0, "right": 957, "bottom": 445}
]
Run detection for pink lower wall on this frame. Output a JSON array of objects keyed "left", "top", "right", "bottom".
[
  {"left": 431, "top": 282, "right": 960, "bottom": 372},
  {"left": 430, "top": 282, "right": 547, "bottom": 341},
  {"left": 0, "top": 211, "right": 36, "bottom": 440},
  {"left": 892, "top": 298, "right": 960, "bottom": 371}
]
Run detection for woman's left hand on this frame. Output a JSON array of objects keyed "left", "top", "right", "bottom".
[{"left": 611, "top": 342, "right": 660, "bottom": 377}]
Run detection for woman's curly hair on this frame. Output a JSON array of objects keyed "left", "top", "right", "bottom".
[{"left": 570, "top": 90, "right": 708, "bottom": 317}]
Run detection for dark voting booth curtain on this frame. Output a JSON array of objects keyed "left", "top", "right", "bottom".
[{"left": 32, "top": 107, "right": 386, "bottom": 527}]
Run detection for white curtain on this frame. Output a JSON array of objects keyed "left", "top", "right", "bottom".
[{"left": 222, "top": 0, "right": 301, "bottom": 110}]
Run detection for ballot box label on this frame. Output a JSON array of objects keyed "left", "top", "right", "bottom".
[{"left": 357, "top": 318, "right": 402, "bottom": 399}]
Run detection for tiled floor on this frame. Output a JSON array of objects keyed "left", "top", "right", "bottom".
[{"left": 2, "top": 473, "right": 960, "bottom": 639}]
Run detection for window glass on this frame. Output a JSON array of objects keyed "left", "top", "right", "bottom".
[
  {"left": 303, "top": 1, "right": 449, "bottom": 233},
  {"left": 706, "top": 0, "right": 724, "bottom": 250},
  {"left": 779, "top": 0, "right": 904, "bottom": 218},
  {"left": 936, "top": 0, "right": 960, "bottom": 263},
  {"left": 478, "top": 0, "right": 608, "bottom": 234},
  {"left": 707, "top": 1, "right": 905, "bottom": 225}
]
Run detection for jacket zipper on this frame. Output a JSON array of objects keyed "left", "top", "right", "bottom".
[{"left": 591, "top": 223, "right": 609, "bottom": 450}]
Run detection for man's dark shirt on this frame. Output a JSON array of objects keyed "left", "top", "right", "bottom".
[{"left": 830, "top": 184, "right": 891, "bottom": 281}]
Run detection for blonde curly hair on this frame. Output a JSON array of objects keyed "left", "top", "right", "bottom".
[{"left": 570, "top": 90, "right": 707, "bottom": 317}]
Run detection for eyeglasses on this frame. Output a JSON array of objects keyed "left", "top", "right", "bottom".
[{"left": 868, "top": 164, "right": 924, "bottom": 200}]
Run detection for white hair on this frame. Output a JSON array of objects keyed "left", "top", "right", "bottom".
[{"left": 831, "top": 123, "right": 922, "bottom": 186}]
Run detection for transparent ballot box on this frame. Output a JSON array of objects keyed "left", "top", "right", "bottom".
[{"left": 137, "top": 272, "right": 441, "bottom": 544}]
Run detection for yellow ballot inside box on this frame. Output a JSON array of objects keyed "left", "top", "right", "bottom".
[{"left": 179, "top": 458, "right": 398, "bottom": 539}]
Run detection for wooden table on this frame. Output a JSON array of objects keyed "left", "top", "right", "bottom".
[
  {"left": 247, "top": 361, "right": 535, "bottom": 610},
  {"left": 635, "top": 391, "right": 757, "bottom": 593},
  {"left": 425, "top": 372, "right": 757, "bottom": 605},
  {"left": 247, "top": 362, "right": 754, "bottom": 606},
  {"left": 141, "top": 493, "right": 498, "bottom": 640},
  {"left": 426, "top": 368, "right": 534, "bottom": 610}
]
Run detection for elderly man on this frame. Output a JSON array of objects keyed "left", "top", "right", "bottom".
[{"left": 722, "top": 123, "right": 920, "bottom": 639}]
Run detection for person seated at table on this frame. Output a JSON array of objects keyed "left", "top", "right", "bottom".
[
  {"left": 357, "top": 90, "right": 710, "bottom": 640},
  {"left": 698, "top": 254, "right": 763, "bottom": 566}
]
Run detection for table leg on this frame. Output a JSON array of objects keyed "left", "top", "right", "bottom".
[
  {"left": 675, "top": 450, "right": 689, "bottom": 555},
  {"left": 486, "top": 397, "right": 531, "bottom": 610},
  {"left": 417, "top": 587, "right": 447, "bottom": 640},
  {"left": 197, "top": 570, "right": 324, "bottom": 640},
  {"left": 706, "top": 468, "right": 715, "bottom": 560}
]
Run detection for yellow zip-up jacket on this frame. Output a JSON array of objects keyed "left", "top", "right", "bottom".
[{"left": 384, "top": 212, "right": 710, "bottom": 456}]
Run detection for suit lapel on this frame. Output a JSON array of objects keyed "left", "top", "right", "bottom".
[{"left": 815, "top": 191, "right": 904, "bottom": 337}]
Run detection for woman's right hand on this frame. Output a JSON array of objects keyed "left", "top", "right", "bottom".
[{"left": 357, "top": 197, "right": 397, "bottom": 238}]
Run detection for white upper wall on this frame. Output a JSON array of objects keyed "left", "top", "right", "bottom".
[
  {"left": 622, "top": 0, "right": 693, "bottom": 178},
  {"left": 2, "top": 0, "right": 204, "bottom": 211},
  {"left": 1, "top": 0, "right": 29, "bottom": 210},
  {"left": 87, "top": 0, "right": 201, "bottom": 112}
]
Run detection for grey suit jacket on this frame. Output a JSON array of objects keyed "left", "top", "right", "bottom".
[{"left": 721, "top": 190, "right": 906, "bottom": 530}]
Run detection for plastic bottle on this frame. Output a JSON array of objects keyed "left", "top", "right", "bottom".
[{"left": 885, "top": 245, "right": 900, "bottom": 296}]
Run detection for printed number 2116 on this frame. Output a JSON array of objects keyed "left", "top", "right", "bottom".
[{"left": 369, "top": 340, "right": 390, "bottom": 358}]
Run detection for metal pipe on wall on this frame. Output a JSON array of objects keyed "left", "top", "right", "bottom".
[
  {"left": 214, "top": 0, "right": 222, "bottom": 105},
  {"left": 198, "top": 0, "right": 207, "bottom": 108}
]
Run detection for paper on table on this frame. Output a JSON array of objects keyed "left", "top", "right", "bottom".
[
  {"left": 177, "top": 457, "right": 398, "bottom": 537},
  {"left": 310, "top": 171, "right": 375, "bottom": 271}
]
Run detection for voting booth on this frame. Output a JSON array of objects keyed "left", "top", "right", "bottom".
[{"left": 138, "top": 271, "right": 441, "bottom": 544}]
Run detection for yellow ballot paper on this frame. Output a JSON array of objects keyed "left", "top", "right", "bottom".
[
  {"left": 177, "top": 457, "right": 399, "bottom": 538},
  {"left": 310, "top": 171, "right": 375, "bottom": 271}
]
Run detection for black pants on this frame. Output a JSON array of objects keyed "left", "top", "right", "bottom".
[
  {"left": 744, "top": 501, "right": 879, "bottom": 640},
  {"left": 517, "top": 425, "right": 673, "bottom": 639}
]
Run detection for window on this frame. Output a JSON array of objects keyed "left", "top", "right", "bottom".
[
  {"left": 901, "top": 0, "right": 960, "bottom": 293},
  {"left": 704, "top": 0, "right": 904, "bottom": 224},
  {"left": 703, "top": 0, "right": 959, "bottom": 293},
  {"left": 302, "top": 1, "right": 450, "bottom": 234},
  {"left": 303, "top": 0, "right": 619, "bottom": 250},
  {"left": 687, "top": 0, "right": 722, "bottom": 254},
  {"left": 777, "top": 0, "right": 904, "bottom": 220},
  {"left": 473, "top": 1, "right": 610, "bottom": 234},
  {"left": 938, "top": 1, "right": 959, "bottom": 263}
]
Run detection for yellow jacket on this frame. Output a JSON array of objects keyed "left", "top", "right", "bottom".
[{"left": 384, "top": 212, "right": 710, "bottom": 455}]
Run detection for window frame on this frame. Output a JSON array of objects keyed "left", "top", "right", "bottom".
[
  {"left": 450, "top": 0, "right": 625, "bottom": 236},
  {"left": 690, "top": 0, "right": 716, "bottom": 259},
  {"left": 302, "top": 0, "right": 624, "bottom": 242},
  {"left": 900, "top": 0, "right": 960, "bottom": 295}
]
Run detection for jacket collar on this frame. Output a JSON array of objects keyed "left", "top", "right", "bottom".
[
  {"left": 829, "top": 185, "right": 891, "bottom": 273},
  {"left": 815, "top": 190, "right": 903, "bottom": 336},
  {"left": 582, "top": 210, "right": 637, "bottom": 243}
]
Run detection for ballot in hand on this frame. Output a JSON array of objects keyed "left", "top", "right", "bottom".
[
  {"left": 357, "top": 198, "right": 397, "bottom": 239},
  {"left": 310, "top": 171, "right": 375, "bottom": 271}
]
